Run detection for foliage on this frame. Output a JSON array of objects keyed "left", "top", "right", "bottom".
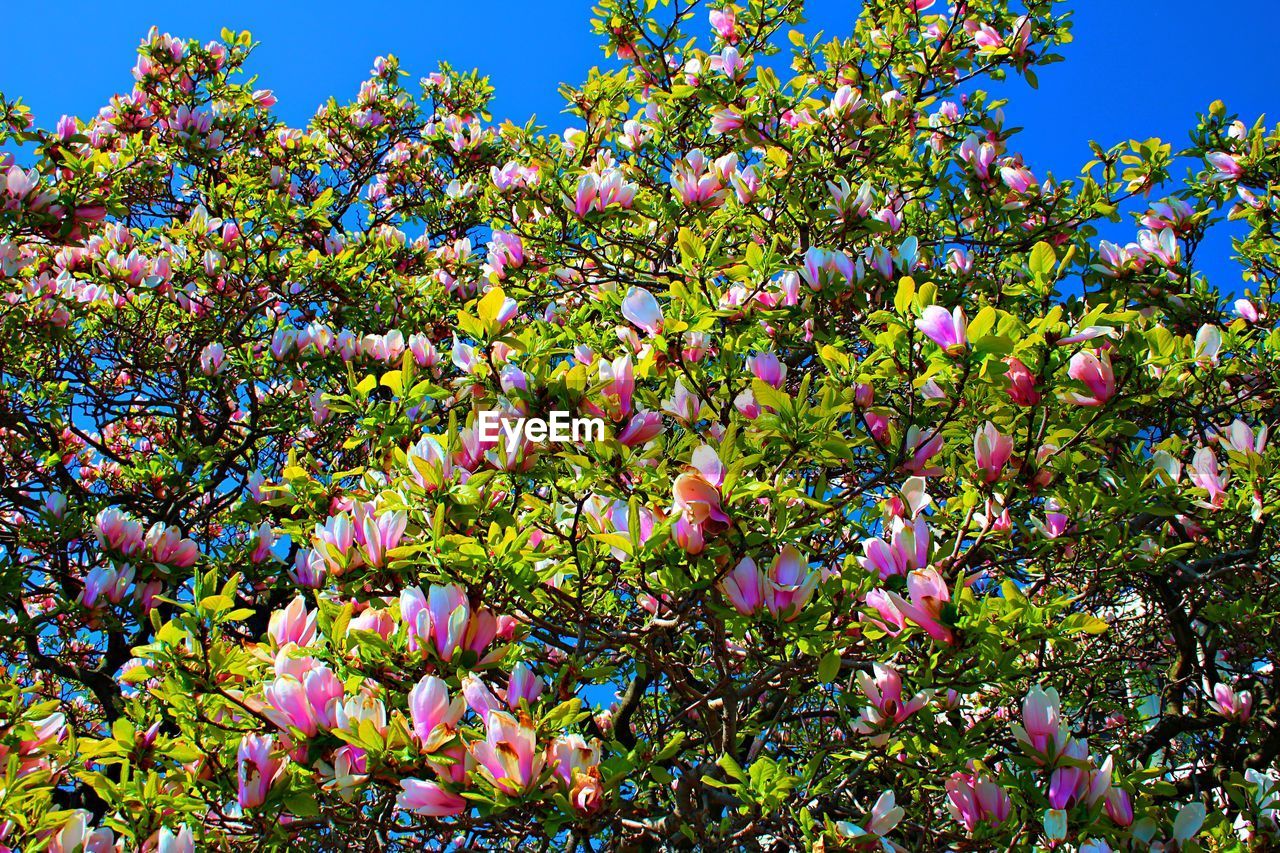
[{"left": 0, "top": 0, "right": 1278, "bottom": 849}]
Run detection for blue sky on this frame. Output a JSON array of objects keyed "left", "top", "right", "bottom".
[{"left": 1, "top": 1, "right": 1275, "bottom": 291}]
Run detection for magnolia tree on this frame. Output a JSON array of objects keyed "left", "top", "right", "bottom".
[{"left": 0, "top": 0, "right": 1277, "bottom": 849}]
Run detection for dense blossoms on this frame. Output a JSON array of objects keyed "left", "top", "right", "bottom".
[{"left": 0, "top": 1, "right": 1278, "bottom": 850}]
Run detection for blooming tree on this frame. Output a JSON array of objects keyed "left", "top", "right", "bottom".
[{"left": 0, "top": 0, "right": 1278, "bottom": 849}]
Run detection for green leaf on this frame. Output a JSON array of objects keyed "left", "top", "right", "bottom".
[
  {"left": 477, "top": 285, "right": 507, "bottom": 331},
  {"left": 1061, "top": 613, "right": 1110, "bottom": 635},
  {"left": 751, "top": 378, "right": 790, "bottom": 412},
  {"left": 199, "top": 594, "right": 234, "bottom": 615},
  {"left": 285, "top": 791, "right": 321, "bottom": 816},
  {"left": 716, "top": 753, "right": 747, "bottom": 782},
  {"left": 1029, "top": 241, "right": 1056, "bottom": 279},
  {"left": 967, "top": 305, "right": 998, "bottom": 341},
  {"left": 817, "top": 649, "right": 842, "bottom": 683},
  {"left": 894, "top": 276, "right": 916, "bottom": 315}
]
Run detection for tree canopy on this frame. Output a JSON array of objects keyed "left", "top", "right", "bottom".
[{"left": 0, "top": 0, "right": 1278, "bottom": 849}]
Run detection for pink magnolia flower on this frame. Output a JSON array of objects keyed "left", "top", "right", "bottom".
[
  {"left": 799, "top": 246, "right": 855, "bottom": 291},
  {"left": 1210, "top": 682, "right": 1253, "bottom": 722},
  {"left": 270, "top": 327, "right": 296, "bottom": 360},
  {"left": 357, "top": 506, "right": 407, "bottom": 569},
  {"left": 1105, "top": 788, "right": 1134, "bottom": 826},
  {"left": 860, "top": 516, "right": 931, "bottom": 580},
  {"left": 470, "top": 710, "right": 545, "bottom": 796},
  {"left": 885, "top": 476, "right": 931, "bottom": 520},
  {"left": 885, "top": 567, "right": 955, "bottom": 644},
  {"left": 916, "top": 305, "right": 968, "bottom": 355},
  {"left": 670, "top": 149, "right": 732, "bottom": 206},
  {"left": 1036, "top": 504, "right": 1071, "bottom": 540},
  {"left": 709, "top": 46, "right": 745, "bottom": 80},
  {"left": 1043, "top": 808, "right": 1068, "bottom": 844},
  {"left": 146, "top": 522, "right": 199, "bottom": 569},
  {"left": 268, "top": 596, "right": 317, "bottom": 648},
  {"left": 333, "top": 691, "right": 388, "bottom": 741},
  {"left": 55, "top": 114, "right": 77, "bottom": 141},
  {"left": 1012, "top": 684, "right": 1065, "bottom": 757},
  {"left": 1222, "top": 418, "right": 1268, "bottom": 458},
  {"left": 721, "top": 556, "right": 765, "bottom": 615},
  {"left": 291, "top": 549, "right": 328, "bottom": 588},
  {"left": 1188, "top": 447, "right": 1228, "bottom": 509},
  {"left": 747, "top": 351, "right": 786, "bottom": 388},
  {"left": 662, "top": 380, "right": 704, "bottom": 424},
  {"left": 902, "top": 426, "right": 944, "bottom": 476},
  {"left": 584, "top": 354, "right": 634, "bottom": 421},
  {"left": 617, "top": 411, "right": 663, "bottom": 446},
  {"left": 506, "top": 663, "right": 544, "bottom": 709},
  {"left": 237, "top": 733, "right": 285, "bottom": 809},
  {"left": 671, "top": 446, "right": 730, "bottom": 554},
  {"left": 44, "top": 492, "right": 66, "bottom": 519},
  {"left": 577, "top": 169, "right": 636, "bottom": 212},
  {"left": 602, "top": 500, "right": 656, "bottom": 560},
  {"left": 971, "top": 23, "right": 1004, "bottom": 51},
  {"left": 860, "top": 409, "right": 890, "bottom": 440},
  {"left": 262, "top": 654, "right": 344, "bottom": 737},
  {"left": 408, "top": 332, "right": 440, "bottom": 368},
  {"left": 550, "top": 734, "right": 604, "bottom": 814},
  {"left": 1057, "top": 325, "right": 1119, "bottom": 345},
  {"left": 839, "top": 791, "right": 906, "bottom": 847},
  {"left": 853, "top": 664, "right": 929, "bottom": 736},
  {"left": 973, "top": 421, "right": 1014, "bottom": 484},
  {"left": 348, "top": 606, "right": 394, "bottom": 639},
  {"left": 1084, "top": 755, "right": 1114, "bottom": 808},
  {"left": 574, "top": 173, "right": 599, "bottom": 217},
  {"left": 156, "top": 825, "right": 194, "bottom": 853},
  {"left": 549, "top": 734, "right": 600, "bottom": 788},
  {"left": 863, "top": 588, "right": 906, "bottom": 636},
  {"left": 709, "top": 7, "right": 737, "bottom": 42},
  {"left": 50, "top": 811, "right": 114, "bottom": 853},
  {"left": 763, "top": 546, "right": 818, "bottom": 621},
  {"left": 621, "top": 287, "right": 664, "bottom": 336},
  {"left": 734, "top": 388, "right": 760, "bottom": 420},
  {"left": 81, "top": 565, "right": 134, "bottom": 608},
  {"left": 710, "top": 107, "right": 744, "bottom": 134},
  {"left": 1206, "top": 151, "right": 1243, "bottom": 181},
  {"left": 406, "top": 434, "right": 453, "bottom": 490},
  {"left": 1047, "top": 736, "right": 1089, "bottom": 808},
  {"left": 400, "top": 583, "right": 502, "bottom": 663},
  {"left": 250, "top": 521, "right": 275, "bottom": 563},
  {"left": 320, "top": 744, "right": 369, "bottom": 800},
  {"left": 1143, "top": 198, "right": 1195, "bottom": 232},
  {"left": 5, "top": 166, "right": 38, "bottom": 198},
  {"left": 462, "top": 673, "right": 504, "bottom": 720},
  {"left": 396, "top": 778, "right": 467, "bottom": 816},
  {"left": 958, "top": 135, "right": 997, "bottom": 180},
  {"left": 451, "top": 336, "right": 479, "bottom": 374},
  {"left": 946, "top": 769, "right": 1012, "bottom": 831},
  {"left": 408, "top": 675, "right": 464, "bottom": 751},
  {"left": 3, "top": 712, "right": 65, "bottom": 777},
  {"left": 1236, "top": 298, "right": 1260, "bottom": 323},
  {"left": 1064, "top": 350, "right": 1115, "bottom": 407},
  {"left": 498, "top": 366, "right": 529, "bottom": 409},
  {"left": 1004, "top": 356, "right": 1041, "bottom": 405},
  {"left": 1000, "top": 163, "right": 1037, "bottom": 194},
  {"left": 95, "top": 508, "right": 145, "bottom": 556},
  {"left": 1195, "top": 324, "right": 1222, "bottom": 365},
  {"left": 199, "top": 342, "right": 226, "bottom": 375}
]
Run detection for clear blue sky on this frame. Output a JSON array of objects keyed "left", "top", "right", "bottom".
[{"left": 1, "top": 1, "right": 1275, "bottom": 292}]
